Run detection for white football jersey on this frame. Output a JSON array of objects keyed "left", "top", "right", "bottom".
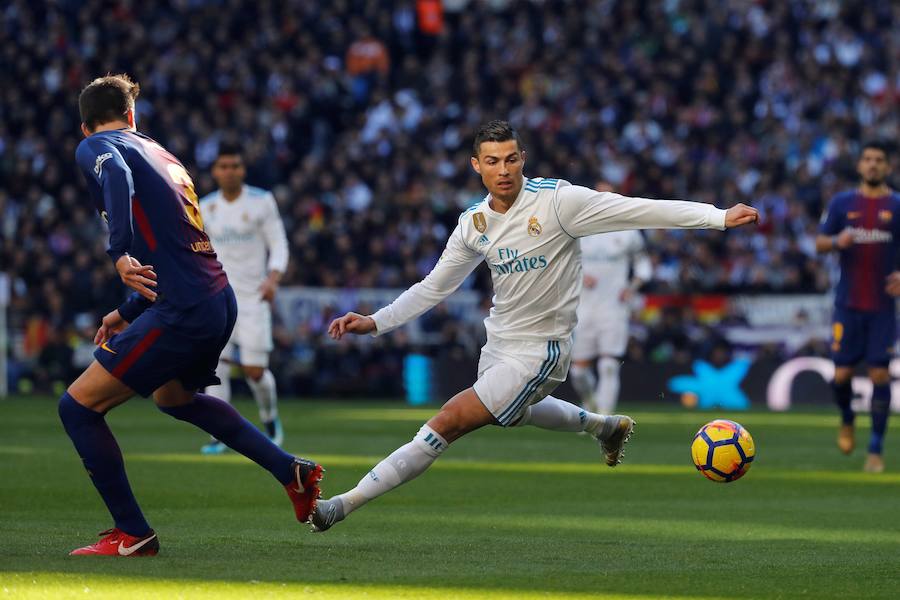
[
  {"left": 200, "top": 185, "right": 289, "bottom": 298},
  {"left": 371, "top": 177, "right": 726, "bottom": 343},
  {"left": 578, "top": 230, "right": 652, "bottom": 320}
]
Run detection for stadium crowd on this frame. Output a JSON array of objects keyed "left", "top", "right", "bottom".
[{"left": 2, "top": 0, "right": 898, "bottom": 394}]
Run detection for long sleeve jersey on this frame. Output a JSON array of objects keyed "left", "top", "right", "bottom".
[
  {"left": 371, "top": 177, "right": 726, "bottom": 343},
  {"left": 199, "top": 185, "right": 289, "bottom": 298}
]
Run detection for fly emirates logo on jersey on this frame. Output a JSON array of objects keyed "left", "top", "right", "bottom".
[{"left": 492, "top": 247, "right": 549, "bottom": 276}]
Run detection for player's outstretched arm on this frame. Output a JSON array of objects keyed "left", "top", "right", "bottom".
[
  {"left": 553, "top": 184, "right": 758, "bottom": 237},
  {"left": 356, "top": 224, "right": 483, "bottom": 337},
  {"left": 328, "top": 312, "right": 376, "bottom": 340}
]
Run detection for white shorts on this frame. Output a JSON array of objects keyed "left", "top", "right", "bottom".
[
  {"left": 473, "top": 338, "right": 572, "bottom": 427},
  {"left": 221, "top": 295, "right": 273, "bottom": 367},
  {"left": 571, "top": 317, "right": 628, "bottom": 361}
]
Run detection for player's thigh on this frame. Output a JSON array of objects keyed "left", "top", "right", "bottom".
[
  {"left": 831, "top": 308, "right": 865, "bottom": 367},
  {"left": 571, "top": 322, "right": 600, "bottom": 363},
  {"left": 474, "top": 339, "right": 570, "bottom": 427},
  {"left": 597, "top": 320, "right": 629, "bottom": 357},
  {"left": 864, "top": 310, "right": 897, "bottom": 371},
  {"left": 175, "top": 288, "right": 239, "bottom": 392},
  {"left": 233, "top": 296, "right": 273, "bottom": 354},
  {"left": 93, "top": 307, "right": 180, "bottom": 398},
  {"left": 68, "top": 360, "right": 134, "bottom": 413},
  {"left": 427, "top": 388, "right": 497, "bottom": 443},
  {"left": 238, "top": 348, "right": 270, "bottom": 370}
]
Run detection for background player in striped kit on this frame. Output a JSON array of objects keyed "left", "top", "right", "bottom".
[
  {"left": 198, "top": 146, "right": 289, "bottom": 453},
  {"left": 310, "top": 121, "right": 758, "bottom": 532},
  {"left": 569, "top": 181, "right": 653, "bottom": 415},
  {"left": 816, "top": 141, "right": 900, "bottom": 473}
]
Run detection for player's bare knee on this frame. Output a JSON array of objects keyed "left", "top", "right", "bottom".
[
  {"left": 428, "top": 390, "right": 493, "bottom": 442},
  {"left": 243, "top": 366, "right": 265, "bottom": 381},
  {"left": 833, "top": 367, "right": 854, "bottom": 385},
  {"left": 869, "top": 368, "right": 891, "bottom": 385},
  {"left": 427, "top": 408, "right": 465, "bottom": 442},
  {"left": 67, "top": 362, "right": 132, "bottom": 412}
]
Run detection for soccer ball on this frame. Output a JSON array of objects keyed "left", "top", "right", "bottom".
[{"left": 690, "top": 419, "right": 755, "bottom": 482}]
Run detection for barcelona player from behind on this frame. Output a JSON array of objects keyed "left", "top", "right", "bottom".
[
  {"left": 817, "top": 141, "right": 900, "bottom": 473},
  {"left": 60, "top": 74, "right": 322, "bottom": 556}
]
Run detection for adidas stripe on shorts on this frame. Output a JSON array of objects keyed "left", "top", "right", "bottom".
[{"left": 473, "top": 338, "right": 572, "bottom": 427}]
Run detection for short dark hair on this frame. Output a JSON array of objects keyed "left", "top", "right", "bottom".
[
  {"left": 861, "top": 140, "right": 891, "bottom": 159},
  {"left": 79, "top": 74, "right": 140, "bottom": 131},
  {"left": 472, "top": 120, "right": 522, "bottom": 157},
  {"left": 215, "top": 143, "right": 243, "bottom": 162}
]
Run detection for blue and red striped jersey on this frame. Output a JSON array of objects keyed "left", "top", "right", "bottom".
[
  {"left": 820, "top": 190, "right": 900, "bottom": 312},
  {"left": 76, "top": 129, "right": 228, "bottom": 309}
]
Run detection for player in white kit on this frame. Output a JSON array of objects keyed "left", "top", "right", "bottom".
[
  {"left": 311, "top": 121, "right": 758, "bottom": 531},
  {"left": 198, "top": 146, "right": 289, "bottom": 453},
  {"left": 570, "top": 185, "right": 653, "bottom": 414}
]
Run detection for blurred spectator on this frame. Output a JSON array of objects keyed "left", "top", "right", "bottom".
[{"left": 4, "top": 0, "right": 895, "bottom": 394}]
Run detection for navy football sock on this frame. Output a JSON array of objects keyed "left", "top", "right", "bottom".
[
  {"left": 832, "top": 380, "right": 854, "bottom": 426},
  {"left": 58, "top": 392, "right": 151, "bottom": 537},
  {"left": 159, "top": 393, "right": 295, "bottom": 485},
  {"left": 869, "top": 383, "right": 891, "bottom": 454}
]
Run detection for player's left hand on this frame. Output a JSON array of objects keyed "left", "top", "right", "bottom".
[
  {"left": 259, "top": 277, "right": 278, "bottom": 303},
  {"left": 94, "top": 310, "right": 128, "bottom": 345},
  {"left": 259, "top": 271, "right": 282, "bottom": 303},
  {"left": 724, "top": 204, "right": 759, "bottom": 228},
  {"left": 116, "top": 255, "right": 157, "bottom": 301},
  {"left": 885, "top": 272, "right": 900, "bottom": 297}
]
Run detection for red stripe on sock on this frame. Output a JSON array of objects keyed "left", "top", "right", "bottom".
[
  {"left": 131, "top": 196, "right": 157, "bottom": 251},
  {"left": 112, "top": 328, "right": 162, "bottom": 378}
]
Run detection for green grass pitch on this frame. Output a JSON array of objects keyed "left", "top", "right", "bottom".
[{"left": 1, "top": 396, "right": 899, "bottom": 599}]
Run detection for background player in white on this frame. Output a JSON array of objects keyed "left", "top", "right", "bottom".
[
  {"left": 570, "top": 181, "right": 653, "bottom": 415},
  {"left": 312, "top": 121, "right": 758, "bottom": 531},
  {"left": 198, "top": 145, "right": 289, "bottom": 453}
]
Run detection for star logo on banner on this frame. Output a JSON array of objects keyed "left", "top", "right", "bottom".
[{"left": 668, "top": 359, "right": 751, "bottom": 410}]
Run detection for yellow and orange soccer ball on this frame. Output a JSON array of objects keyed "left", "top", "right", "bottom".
[{"left": 690, "top": 419, "right": 756, "bottom": 482}]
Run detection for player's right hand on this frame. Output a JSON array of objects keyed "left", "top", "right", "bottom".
[
  {"left": 886, "top": 272, "right": 900, "bottom": 297},
  {"left": 116, "top": 255, "right": 158, "bottom": 301},
  {"left": 835, "top": 228, "right": 855, "bottom": 250},
  {"left": 724, "top": 203, "right": 759, "bottom": 228},
  {"left": 328, "top": 312, "right": 376, "bottom": 340},
  {"left": 94, "top": 310, "right": 128, "bottom": 345}
]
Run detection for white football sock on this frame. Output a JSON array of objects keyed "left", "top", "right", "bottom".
[
  {"left": 207, "top": 360, "right": 232, "bottom": 404},
  {"left": 336, "top": 425, "right": 447, "bottom": 516},
  {"left": 595, "top": 357, "right": 621, "bottom": 414},
  {"left": 247, "top": 368, "right": 278, "bottom": 423},
  {"left": 569, "top": 364, "right": 597, "bottom": 410},
  {"left": 516, "top": 395, "right": 607, "bottom": 435}
]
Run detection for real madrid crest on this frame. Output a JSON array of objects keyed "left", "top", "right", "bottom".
[
  {"left": 473, "top": 212, "right": 487, "bottom": 233},
  {"left": 527, "top": 216, "right": 542, "bottom": 237}
]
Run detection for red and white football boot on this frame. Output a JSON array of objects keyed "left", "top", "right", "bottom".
[{"left": 69, "top": 528, "right": 159, "bottom": 556}]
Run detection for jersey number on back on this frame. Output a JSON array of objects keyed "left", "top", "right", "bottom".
[{"left": 167, "top": 163, "right": 205, "bottom": 232}]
